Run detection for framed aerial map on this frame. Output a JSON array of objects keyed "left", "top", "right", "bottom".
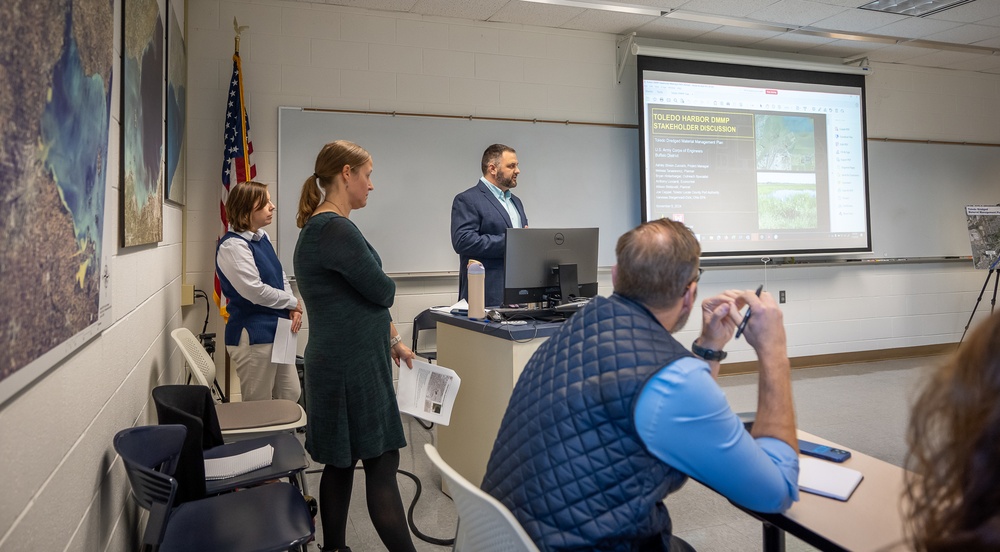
[
  {"left": 0, "top": 0, "right": 116, "bottom": 405},
  {"left": 165, "top": 0, "right": 186, "bottom": 205},
  {"left": 121, "top": 0, "right": 165, "bottom": 246}
]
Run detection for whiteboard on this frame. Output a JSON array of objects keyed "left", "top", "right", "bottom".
[
  {"left": 277, "top": 108, "right": 1000, "bottom": 274},
  {"left": 277, "top": 107, "right": 640, "bottom": 275},
  {"left": 867, "top": 141, "right": 999, "bottom": 259}
]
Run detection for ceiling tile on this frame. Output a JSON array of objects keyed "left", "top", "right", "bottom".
[
  {"left": 627, "top": 0, "right": 690, "bottom": 8},
  {"left": 409, "top": 0, "right": 508, "bottom": 21},
  {"left": 488, "top": 0, "right": 584, "bottom": 27},
  {"left": 799, "top": 38, "right": 889, "bottom": 58},
  {"left": 689, "top": 26, "right": 786, "bottom": 48},
  {"left": 753, "top": 31, "right": 839, "bottom": 52},
  {"left": 811, "top": 8, "right": 905, "bottom": 33},
  {"left": 637, "top": 16, "right": 720, "bottom": 41},
  {"left": 925, "top": 23, "right": 1000, "bottom": 45},
  {"left": 979, "top": 15, "right": 1000, "bottom": 28},
  {"left": 869, "top": 16, "right": 962, "bottom": 40},
  {"left": 673, "top": 0, "right": 783, "bottom": 18},
  {"left": 317, "top": 0, "right": 419, "bottom": 12},
  {"left": 748, "top": 0, "right": 848, "bottom": 27},
  {"left": 560, "top": 10, "right": 660, "bottom": 34},
  {"left": 812, "top": 0, "right": 869, "bottom": 6}
]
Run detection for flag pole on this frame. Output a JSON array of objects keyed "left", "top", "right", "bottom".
[{"left": 221, "top": 16, "right": 252, "bottom": 401}]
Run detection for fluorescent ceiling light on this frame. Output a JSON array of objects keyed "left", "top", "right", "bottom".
[
  {"left": 519, "top": 0, "right": 667, "bottom": 17},
  {"left": 860, "top": 0, "right": 976, "bottom": 17}
]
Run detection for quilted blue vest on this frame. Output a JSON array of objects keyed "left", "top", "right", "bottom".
[
  {"left": 482, "top": 293, "right": 692, "bottom": 551},
  {"left": 216, "top": 232, "right": 288, "bottom": 347}
]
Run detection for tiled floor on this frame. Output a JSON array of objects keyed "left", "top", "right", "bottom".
[{"left": 302, "top": 354, "right": 941, "bottom": 551}]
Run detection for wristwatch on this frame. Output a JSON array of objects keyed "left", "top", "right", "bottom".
[
  {"left": 691, "top": 340, "right": 727, "bottom": 361},
  {"left": 390, "top": 335, "right": 403, "bottom": 348}
]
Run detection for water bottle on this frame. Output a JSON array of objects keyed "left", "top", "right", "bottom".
[{"left": 468, "top": 260, "right": 486, "bottom": 320}]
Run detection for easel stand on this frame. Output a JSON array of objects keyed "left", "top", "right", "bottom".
[{"left": 960, "top": 256, "right": 1000, "bottom": 344}]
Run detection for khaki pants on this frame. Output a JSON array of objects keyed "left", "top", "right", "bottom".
[{"left": 227, "top": 329, "right": 301, "bottom": 402}]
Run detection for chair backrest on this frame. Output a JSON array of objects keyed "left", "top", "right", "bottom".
[
  {"left": 114, "top": 425, "right": 187, "bottom": 547},
  {"left": 412, "top": 308, "right": 438, "bottom": 360},
  {"left": 152, "top": 385, "right": 226, "bottom": 503},
  {"left": 171, "top": 327, "right": 217, "bottom": 389},
  {"left": 424, "top": 443, "right": 539, "bottom": 552}
]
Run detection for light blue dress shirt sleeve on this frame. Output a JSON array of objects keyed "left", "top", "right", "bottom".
[{"left": 634, "top": 356, "right": 799, "bottom": 513}]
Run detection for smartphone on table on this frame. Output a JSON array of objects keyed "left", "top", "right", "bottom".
[{"left": 798, "top": 439, "right": 852, "bottom": 463}]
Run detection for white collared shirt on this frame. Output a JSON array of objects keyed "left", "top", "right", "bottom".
[{"left": 216, "top": 228, "right": 298, "bottom": 310}]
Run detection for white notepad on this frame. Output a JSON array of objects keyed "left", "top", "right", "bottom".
[
  {"left": 204, "top": 445, "right": 274, "bottom": 480},
  {"left": 798, "top": 456, "right": 864, "bottom": 501}
]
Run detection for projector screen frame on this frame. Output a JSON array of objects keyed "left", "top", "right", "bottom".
[{"left": 637, "top": 54, "right": 873, "bottom": 260}]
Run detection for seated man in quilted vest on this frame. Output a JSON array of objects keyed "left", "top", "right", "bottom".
[{"left": 482, "top": 218, "right": 799, "bottom": 552}]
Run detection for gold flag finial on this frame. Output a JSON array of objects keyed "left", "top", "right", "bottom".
[{"left": 233, "top": 17, "right": 250, "bottom": 53}]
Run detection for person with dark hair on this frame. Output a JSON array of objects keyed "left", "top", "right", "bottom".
[
  {"left": 482, "top": 218, "right": 800, "bottom": 551},
  {"left": 905, "top": 310, "right": 1000, "bottom": 551},
  {"left": 294, "top": 140, "right": 416, "bottom": 552},
  {"left": 450, "top": 143, "right": 529, "bottom": 306},
  {"left": 216, "top": 180, "right": 301, "bottom": 402}
]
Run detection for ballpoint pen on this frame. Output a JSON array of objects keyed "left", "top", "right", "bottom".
[{"left": 735, "top": 284, "right": 763, "bottom": 339}]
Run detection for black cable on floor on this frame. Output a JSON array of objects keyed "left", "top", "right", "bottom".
[
  {"left": 397, "top": 468, "right": 455, "bottom": 546},
  {"left": 300, "top": 465, "right": 455, "bottom": 546}
]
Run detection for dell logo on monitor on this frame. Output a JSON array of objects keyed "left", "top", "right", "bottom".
[{"left": 554, "top": 233, "right": 565, "bottom": 245}]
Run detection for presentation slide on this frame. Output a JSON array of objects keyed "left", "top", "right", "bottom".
[{"left": 639, "top": 60, "right": 871, "bottom": 258}]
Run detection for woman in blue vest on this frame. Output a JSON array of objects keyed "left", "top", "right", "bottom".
[{"left": 216, "top": 181, "right": 302, "bottom": 401}]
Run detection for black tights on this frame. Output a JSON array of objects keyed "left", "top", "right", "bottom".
[{"left": 319, "top": 450, "right": 416, "bottom": 552}]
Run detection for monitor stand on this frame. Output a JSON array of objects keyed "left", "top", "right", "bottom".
[{"left": 556, "top": 263, "right": 579, "bottom": 306}]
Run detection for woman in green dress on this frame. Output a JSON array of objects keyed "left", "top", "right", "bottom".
[{"left": 294, "top": 140, "right": 416, "bottom": 552}]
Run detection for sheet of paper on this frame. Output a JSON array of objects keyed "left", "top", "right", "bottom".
[
  {"left": 447, "top": 299, "right": 469, "bottom": 315},
  {"left": 204, "top": 445, "right": 274, "bottom": 480},
  {"left": 271, "top": 317, "right": 298, "bottom": 364},
  {"left": 396, "top": 359, "right": 461, "bottom": 426},
  {"left": 798, "top": 456, "right": 864, "bottom": 501}
]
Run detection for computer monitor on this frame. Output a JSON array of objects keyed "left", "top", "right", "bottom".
[{"left": 503, "top": 228, "right": 599, "bottom": 306}]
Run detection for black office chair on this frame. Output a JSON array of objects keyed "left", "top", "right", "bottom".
[
  {"left": 114, "top": 425, "right": 314, "bottom": 552},
  {"left": 151, "top": 385, "right": 310, "bottom": 502},
  {"left": 412, "top": 308, "right": 440, "bottom": 362}
]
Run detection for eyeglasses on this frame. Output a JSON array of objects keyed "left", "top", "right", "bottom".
[{"left": 691, "top": 268, "right": 704, "bottom": 284}]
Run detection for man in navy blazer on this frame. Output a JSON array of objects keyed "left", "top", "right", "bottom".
[{"left": 451, "top": 144, "right": 529, "bottom": 307}]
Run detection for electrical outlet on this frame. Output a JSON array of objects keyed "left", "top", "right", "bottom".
[
  {"left": 181, "top": 284, "right": 195, "bottom": 306},
  {"left": 779, "top": 290, "right": 786, "bottom": 303}
]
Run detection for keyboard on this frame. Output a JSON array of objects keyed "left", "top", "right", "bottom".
[{"left": 488, "top": 306, "right": 561, "bottom": 321}]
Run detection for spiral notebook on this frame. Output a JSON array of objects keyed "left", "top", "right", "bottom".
[
  {"left": 798, "top": 456, "right": 864, "bottom": 501},
  {"left": 204, "top": 445, "right": 274, "bottom": 480}
]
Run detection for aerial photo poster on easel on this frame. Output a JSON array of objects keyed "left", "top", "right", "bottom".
[{"left": 967, "top": 205, "right": 1000, "bottom": 270}]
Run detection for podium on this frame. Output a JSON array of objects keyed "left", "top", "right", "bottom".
[{"left": 433, "top": 313, "right": 563, "bottom": 488}]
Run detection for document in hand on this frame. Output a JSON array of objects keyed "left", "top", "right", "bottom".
[
  {"left": 271, "top": 317, "right": 297, "bottom": 364},
  {"left": 798, "top": 456, "right": 864, "bottom": 501},
  {"left": 396, "top": 359, "right": 461, "bottom": 426},
  {"left": 204, "top": 445, "right": 275, "bottom": 480}
]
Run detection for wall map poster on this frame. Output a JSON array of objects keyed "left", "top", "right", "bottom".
[
  {"left": 165, "top": 0, "right": 186, "bottom": 205},
  {"left": 122, "top": 0, "right": 164, "bottom": 246},
  {"left": 0, "top": 0, "right": 115, "bottom": 405},
  {"left": 967, "top": 205, "right": 1000, "bottom": 270}
]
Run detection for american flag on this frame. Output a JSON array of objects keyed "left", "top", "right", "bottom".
[{"left": 214, "top": 50, "right": 256, "bottom": 320}]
